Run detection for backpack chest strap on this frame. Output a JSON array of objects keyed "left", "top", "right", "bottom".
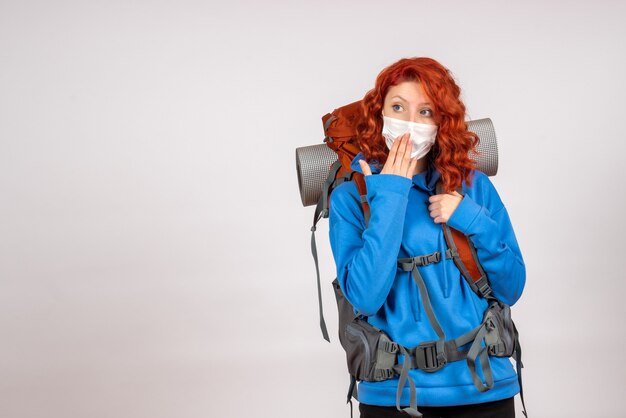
[{"left": 398, "top": 251, "right": 443, "bottom": 270}]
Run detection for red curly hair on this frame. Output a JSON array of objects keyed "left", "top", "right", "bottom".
[{"left": 356, "top": 57, "right": 479, "bottom": 193}]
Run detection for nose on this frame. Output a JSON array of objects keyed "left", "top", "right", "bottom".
[{"left": 408, "top": 110, "right": 422, "bottom": 123}]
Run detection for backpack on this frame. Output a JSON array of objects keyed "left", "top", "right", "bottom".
[{"left": 295, "top": 100, "right": 528, "bottom": 418}]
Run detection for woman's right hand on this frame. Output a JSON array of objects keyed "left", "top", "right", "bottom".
[{"left": 358, "top": 132, "right": 418, "bottom": 179}]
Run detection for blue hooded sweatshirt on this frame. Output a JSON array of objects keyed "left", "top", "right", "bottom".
[{"left": 328, "top": 152, "right": 526, "bottom": 408}]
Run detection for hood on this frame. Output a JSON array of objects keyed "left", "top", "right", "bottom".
[{"left": 350, "top": 152, "right": 441, "bottom": 193}]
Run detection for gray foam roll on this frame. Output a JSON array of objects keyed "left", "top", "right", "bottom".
[
  {"left": 296, "top": 118, "right": 498, "bottom": 207},
  {"left": 296, "top": 143, "right": 338, "bottom": 207},
  {"left": 468, "top": 118, "right": 498, "bottom": 177}
]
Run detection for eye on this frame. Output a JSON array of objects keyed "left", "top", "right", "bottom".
[
  {"left": 420, "top": 108, "right": 433, "bottom": 117},
  {"left": 391, "top": 104, "right": 403, "bottom": 112}
]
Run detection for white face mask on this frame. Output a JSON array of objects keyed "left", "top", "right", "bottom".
[{"left": 381, "top": 114, "right": 438, "bottom": 159}]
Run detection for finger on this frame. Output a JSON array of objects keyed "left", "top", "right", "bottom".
[
  {"left": 429, "top": 209, "right": 441, "bottom": 219},
  {"left": 358, "top": 159, "right": 372, "bottom": 176},
  {"left": 433, "top": 213, "right": 447, "bottom": 223},
  {"left": 428, "top": 202, "right": 441, "bottom": 211},
  {"left": 389, "top": 133, "right": 409, "bottom": 175},
  {"left": 394, "top": 133, "right": 409, "bottom": 168},
  {"left": 428, "top": 195, "right": 443, "bottom": 203},
  {"left": 399, "top": 134, "right": 413, "bottom": 174},
  {"left": 383, "top": 135, "right": 402, "bottom": 173},
  {"left": 407, "top": 155, "right": 419, "bottom": 178}
]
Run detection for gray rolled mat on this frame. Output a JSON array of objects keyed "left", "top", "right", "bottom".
[{"left": 296, "top": 118, "right": 498, "bottom": 207}]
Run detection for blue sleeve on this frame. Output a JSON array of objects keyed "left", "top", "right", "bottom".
[
  {"left": 328, "top": 174, "right": 412, "bottom": 316},
  {"left": 446, "top": 173, "right": 526, "bottom": 306}
]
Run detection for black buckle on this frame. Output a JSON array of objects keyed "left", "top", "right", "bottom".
[
  {"left": 488, "top": 342, "right": 504, "bottom": 356},
  {"left": 414, "top": 340, "right": 446, "bottom": 372},
  {"left": 380, "top": 340, "right": 399, "bottom": 353},
  {"left": 475, "top": 276, "right": 492, "bottom": 298},
  {"left": 415, "top": 252, "right": 441, "bottom": 266}
]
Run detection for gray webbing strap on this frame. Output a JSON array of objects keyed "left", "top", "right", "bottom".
[
  {"left": 359, "top": 194, "right": 370, "bottom": 227},
  {"left": 332, "top": 172, "right": 370, "bottom": 228},
  {"left": 310, "top": 200, "right": 329, "bottom": 342},
  {"left": 453, "top": 325, "right": 482, "bottom": 348},
  {"left": 466, "top": 322, "right": 495, "bottom": 392},
  {"left": 322, "top": 160, "right": 343, "bottom": 217},
  {"left": 323, "top": 115, "right": 336, "bottom": 135},
  {"left": 398, "top": 251, "right": 442, "bottom": 271},
  {"left": 513, "top": 321, "right": 529, "bottom": 417},
  {"left": 346, "top": 375, "right": 357, "bottom": 418},
  {"left": 310, "top": 160, "right": 343, "bottom": 342},
  {"left": 333, "top": 170, "right": 354, "bottom": 188},
  {"left": 443, "top": 339, "right": 468, "bottom": 362},
  {"left": 409, "top": 267, "right": 446, "bottom": 348},
  {"left": 394, "top": 346, "right": 423, "bottom": 417}
]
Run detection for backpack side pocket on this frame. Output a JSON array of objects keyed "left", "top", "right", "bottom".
[
  {"left": 332, "top": 278, "right": 398, "bottom": 381},
  {"left": 483, "top": 300, "right": 516, "bottom": 358}
]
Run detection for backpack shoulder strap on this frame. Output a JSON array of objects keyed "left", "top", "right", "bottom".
[
  {"left": 352, "top": 172, "right": 370, "bottom": 228},
  {"left": 436, "top": 180, "right": 495, "bottom": 301}
]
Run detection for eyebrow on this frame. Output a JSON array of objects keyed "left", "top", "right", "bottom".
[{"left": 391, "top": 95, "right": 431, "bottom": 106}]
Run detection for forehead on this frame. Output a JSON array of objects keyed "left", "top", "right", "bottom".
[{"left": 384, "top": 80, "right": 430, "bottom": 103}]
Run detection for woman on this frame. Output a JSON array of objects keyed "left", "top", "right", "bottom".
[{"left": 328, "top": 57, "right": 526, "bottom": 418}]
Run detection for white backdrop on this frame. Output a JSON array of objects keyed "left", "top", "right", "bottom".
[{"left": 1, "top": 1, "right": 625, "bottom": 417}]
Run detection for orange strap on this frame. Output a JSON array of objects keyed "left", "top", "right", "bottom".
[
  {"left": 446, "top": 227, "right": 483, "bottom": 282},
  {"left": 437, "top": 182, "right": 485, "bottom": 285}
]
